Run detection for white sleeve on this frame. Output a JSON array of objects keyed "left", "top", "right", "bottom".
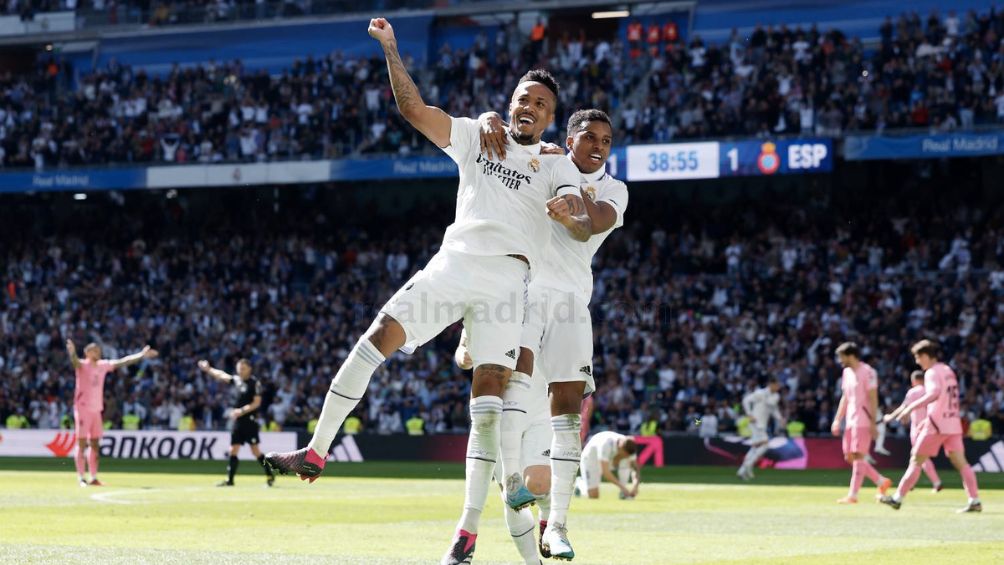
[
  {"left": 598, "top": 179, "right": 629, "bottom": 229},
  {"left": 742, "top": 391, "right": 757, "bottom": 415},
  {"left": 552, "top": 157, "right": 582, "bottom": 198},
  {"left": 441, "top": 117, "right": 479, "bottom": 165}
]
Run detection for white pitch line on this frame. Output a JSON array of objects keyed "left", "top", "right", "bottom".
[{"left": 90, "top": 489, "right": 146, "bottom": 505}]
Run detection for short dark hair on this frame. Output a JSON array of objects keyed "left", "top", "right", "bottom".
[
  {"left": 910, "top": 370, "right": 924, "bottom": 383},
  {"left": 835, "top": 342, "right": 860, "bottom": 358},
  {"left": 518, "top": 69, "right": 560, "bottom": 100},
  {"left": 622, "top": 438, "right": 638, "bottom": 455},
  {"left": 911, "top": 339, "right": 940, "bottom": 359},
  {"left": 566, "top": 109, "right": 612, "bottom": 136},
  {"left": 237, "top": 358, "right": 252, "bottom": 368}
]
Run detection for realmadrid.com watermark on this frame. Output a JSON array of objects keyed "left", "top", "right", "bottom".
[{"left": 379, "top": 291, "right": 676, "bottom": 326}]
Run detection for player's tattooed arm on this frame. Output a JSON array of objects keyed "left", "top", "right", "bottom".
[
  {"left": 546, "top": 194, "right": 593, "bottom": 242},
  {"left": 66, "top": 339, "right": 81, "bottom": 369},
  {"left": 580, "top": 190, "right": 619, "bottom": 234},
  {"left": 369, "top": 18, "right": 452, "bottom": 148}
]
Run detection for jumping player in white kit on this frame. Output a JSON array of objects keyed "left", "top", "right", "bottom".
[
  {"left": 456, "top": 108, "right": 628, "bottom": 562},
  {"left": 264, "top": 18, "right": 592, "bottom": 565},
  {"left": 737, "top": 377, "right": 784, "bottom": 481}
]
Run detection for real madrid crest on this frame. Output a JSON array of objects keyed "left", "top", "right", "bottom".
[
  {"left": 528, "top": 158, "right": 540, "bottom": 173},
  {"left": 584, "top": 185, "right": 597, "bottom": 201}
]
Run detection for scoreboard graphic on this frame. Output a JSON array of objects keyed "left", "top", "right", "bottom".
[{"left": 622, "top": 138, "right": 832, "bottom": 182}]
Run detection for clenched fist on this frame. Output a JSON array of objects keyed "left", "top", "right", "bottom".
[
  {"left": 546, "top": 195, "right": 573, "bottom": 223},
  {"left": 368, "top": 18, "right": 396, "bottom": 44}
]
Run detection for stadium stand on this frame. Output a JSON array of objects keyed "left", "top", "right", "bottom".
[{"left": 4, "top": 6, "right": 1004, "bottom": 171}]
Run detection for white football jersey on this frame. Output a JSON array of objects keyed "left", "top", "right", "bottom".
[
  {"left": 584, "top": 430, "right": 627, "bottom": 463},
  {"left": 533, "top": 159, "right": 628, "bottom": 302},
  {"left": 742, "top": 387, "right": 782, "bottom": 427},
  {"left": 441, "top": 117, "right": 581, "bottom": 271}
]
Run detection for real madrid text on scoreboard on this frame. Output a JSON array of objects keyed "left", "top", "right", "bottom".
[{"left": 623, "top": 138, "right": 832, "bottom": 182}]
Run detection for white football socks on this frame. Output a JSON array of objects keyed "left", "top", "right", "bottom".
[
  {"left": 536, "top": 493, "right": 551, "bottom": 522},
  {"left": 548, "top": 413, "right": 582, "bottom": 526},
  {"left": 457, "top": 395, "right": 503, "bottom": 534},
  {"left": 504, "top": 501, "right": 540, "bottom": 564},
  {"left": 500, "top": 372, "right": 532, "bottom": 489},
  {"left": 307, "top": 339, "right": 384, "bottom": 458}
]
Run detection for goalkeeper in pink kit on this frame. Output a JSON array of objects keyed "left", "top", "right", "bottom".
[{"left": 880, "top": 340, "right": 981, "bottom": 513}]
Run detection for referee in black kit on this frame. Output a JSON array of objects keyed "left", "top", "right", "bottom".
[{"left": 198, "top": 358, "right": 275, "bottom": 487}]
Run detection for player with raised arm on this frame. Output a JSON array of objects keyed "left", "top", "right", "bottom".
[
  {"left": 832, "top": 342, "right": 892, "bottom": 504},
  {"left": 461, "top": 108, "right": 628, "bottom": 561},
  {"left": 883, "top": 370, "right": 942, "bottom": 492},
  {"left": 199, "top": 359, "right": 275, "bottom": 487},
  {"left": 66, "top": 339, "right": 157, "bottom": 486},
  {"left": 263, "top": 18, "right": 590, "bottom": 565},
  {"left": 736, "top": 378, "right": 784, "bottom": 481},
  {"left": 880, "top": 340, "right": 981, "bottom": 512}
]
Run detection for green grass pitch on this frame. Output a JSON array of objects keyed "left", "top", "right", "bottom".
[{"left": 1, "top": 458, "right": 1003, "bottom": 564}]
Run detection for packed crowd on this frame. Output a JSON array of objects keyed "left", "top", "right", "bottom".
[
  {"left": 6, "top": 7, "right": 1004, "bottom": 170},
  {"left": 0, "top": 18, "right": 635, "bottom": 168},
  {"left": 631, "top": 8, "right": 1004, "bottom": 143},
  {"left": 1, "top": 166, "right": 1002, "bottom": 438}
]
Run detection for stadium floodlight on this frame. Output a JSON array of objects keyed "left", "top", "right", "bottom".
[
  {"left": 592, "top": 10, "right": 630, "bottom": 19},
  {"left": 73, "top": 193, "right": 86, "bottom": 200}
]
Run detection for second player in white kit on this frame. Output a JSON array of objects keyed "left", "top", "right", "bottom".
[
  {"left": 737, "top": 378, "right": 784, "bottom": 481},
  {"left": 578, "top": 431, "right": 640, "bottom": 498},
  {"left": 459, "top": 108, "right": 629, "bottom": 562}
]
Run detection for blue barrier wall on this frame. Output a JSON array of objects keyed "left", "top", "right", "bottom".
[{"left": 80, "top": 15, "right": 433, "bottom": 76}]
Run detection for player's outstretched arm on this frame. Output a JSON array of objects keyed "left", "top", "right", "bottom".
[
  {"left": 369, "top": 18, "right": 451, "bottom": 148},
  {"left": 198, "top": 360, "right": 234, "bottom": 383},
  {"left": 66, "top": 339, "right": 81, "bottom": 369},
  {"left": 112, "top": 345, "right": 158, "bottom": 370}
]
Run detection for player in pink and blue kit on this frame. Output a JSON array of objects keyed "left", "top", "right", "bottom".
[
  {"left": 883, "top": 370, "right": 942, "bottom": 492},
  {"left": 880, "top": 340, "right": 981, "bottom": 513}
]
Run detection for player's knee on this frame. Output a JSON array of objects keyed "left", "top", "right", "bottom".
[
  {"left": 515, "top": 347, "right": 534, "bottom": 375},
  {"left": 365, "top": 314, "right": 406, "bottom": 358},
  {"left": 550, "top": 381, "right": 586, "bottom": 415},
  {"left": 472, "top": 363, "right": 509, "bottom": 397},
  {"left": 524, "top": 468, "right": 550, "bottom": 495}
]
